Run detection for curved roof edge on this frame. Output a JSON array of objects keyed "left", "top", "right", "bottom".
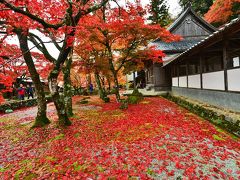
[
  {"left": 168, "top": 6, "right": 217, "bottom": 33},
  {"left": 163, "top": 17, "right": 240, "bottom": 67}
]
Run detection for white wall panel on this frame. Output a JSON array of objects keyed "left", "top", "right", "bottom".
[
  {"left": 188, "top": 74, "right": 201, "bottom": 88},
  {"left": 228, "top": 68, "right": 240, "bottom": 92},
  {"left": 203, "top": 71, "right": 225, "bottom": 90},
  {"left": 172, "top": 77, "right": 178, "bottom": 87},
  {"left": 179, "top": 76, "right": 187, "bottom": 87}
]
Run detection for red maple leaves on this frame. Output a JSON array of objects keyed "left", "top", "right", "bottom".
[{"left": 0, "top": 96, "right": 239, "bottom": 179}]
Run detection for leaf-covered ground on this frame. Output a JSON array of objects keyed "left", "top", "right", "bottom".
[{"left": 0, "top": 96, "right": 239, "bottom": 179}]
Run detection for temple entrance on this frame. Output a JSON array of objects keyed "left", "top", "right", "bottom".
[{"left": 135, "top": 70, "right": 146, "bottom": 89}]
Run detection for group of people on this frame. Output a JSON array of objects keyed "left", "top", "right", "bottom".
[{"left": 17, "top": 84, "right": 34, "bottom": 100}]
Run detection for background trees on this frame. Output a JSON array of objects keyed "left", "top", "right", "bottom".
[
  {"left": 148, "top": 0, "right": 172, "bottom": 26},
  {"left": 179, "top": 0, "right": 213, "bottom": 16},
  {"left": 75, "top": 3, "right": 179, "bottom": 101},
  {"left": 0, "top": 0, "right": 109, "bottom": 126}
]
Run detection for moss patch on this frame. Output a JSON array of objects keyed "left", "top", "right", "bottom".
[{"left": 162, "top": 94, "right": 240, "bottom": 138}]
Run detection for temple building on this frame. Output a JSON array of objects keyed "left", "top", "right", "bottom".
[{"left": 142, "top": 6, "right": 240, "bottom": 112}]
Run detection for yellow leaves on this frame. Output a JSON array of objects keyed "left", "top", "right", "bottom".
[
  {"left": 48, "top": 134, "right": 65, "bottom": 142},
  {"left": 213, "top": 134, "right": 225, "bottom": 141},
  {"left": 140, "top": 101, "right": 151, "bottom": 104}
]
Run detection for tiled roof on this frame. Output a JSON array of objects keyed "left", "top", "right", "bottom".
[
  {"left": 163, "top": 17, "right": 240, "bottom": 67},
  {"left": 152, "top": 39, "right": 201, "bottom": 52}
]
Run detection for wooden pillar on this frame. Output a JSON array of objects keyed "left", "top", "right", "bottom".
[
  {"left": 133, "top": 72, "right": 136, "bottom": 89},
  {"left": 177, "top": 63, "right": 180, "bottom": 87},
  {"left": 223, "top": 40, "right": 229, "bottom": 91},
  {"left": 186, "top": 60, "right": 189, "bottom": 88},
  {"left": 199, "top": 55, "right": 203, "bottom": 89}
]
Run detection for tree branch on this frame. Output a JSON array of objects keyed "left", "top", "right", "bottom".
[
  {"left": 0, "top": 0, "right": 65, "bottom": 29},
  {"left": 28, "top": 32, "right": 56, "bottom": 63}
]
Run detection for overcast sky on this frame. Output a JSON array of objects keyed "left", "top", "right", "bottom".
[{"left": 167, "top": 0, "right": 182, "bottom": 17}]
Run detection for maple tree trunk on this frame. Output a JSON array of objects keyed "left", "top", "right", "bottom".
[
  {"left": 107, "top": 77, "right": 111, "bottom": 92},
  {"left": 108, "top": 55, "right": 121, "bottom": 101},
  {"left": 49, "top": 69, "right": 71, "bottom": 126},
  {"left": 111, "top": 70, "right": 121, "bottom": 102},
  {"left": 16, "top": 29, "right": 50, "bottom": 127},
  {"left": 95, "top": 73, "right": 107, "bottom": 101},
  {"left": 113, "top": 73, "right": 121, "bottom": 102},
  {"left": 63, "top": 55, "right": 73, "bottom": 117}
]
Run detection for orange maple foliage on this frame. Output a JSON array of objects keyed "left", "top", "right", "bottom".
[
  {"left": 75, "top": 2, "right": 179, "bottom": 95},
  {"left": 205, "top": 0, "right": 240, "bottom": 25}
]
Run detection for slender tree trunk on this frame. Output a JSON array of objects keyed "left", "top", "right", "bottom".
[
  {"left": 113, "top": 72, "right": 121, "bottom": 101},
  {"left": 100, "top": 76, "right": 106, "bottom": 92},
  {"left": 109, "top": 60, "right": 121, "bottom": 101},
  {"left": 107, "top": 77, "right": 111, "bottom": 92},
  {"left": 16, "top": 29, "right": 50, "bottom": 128},
  {"left": 95, "top": 72, "right": 107, "bottom": 100},
  {"left": 48, "top": 69, "right": 71, "bottom": 126},
  {"left": 62, "top": 53, "right": 73, "bottom": 117}
]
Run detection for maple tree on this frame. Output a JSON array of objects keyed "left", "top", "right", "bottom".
[
  {"left": 0, "top": 0, "right": 109, "bottom": 126},
  {"left": 76, "top": 2, "right": 179, "bottom": 101},
  {"left": 74, "top": 37, "right": 115, "bottom": 101},
  {"left": 148, "top": 0, "right": 171, "bottom": 26},
  {"left": 205, "top": 0, "right": 240, "bottom": 26},
  {"left": 0, "top": 42, "right": 28, "bottom": 103}
]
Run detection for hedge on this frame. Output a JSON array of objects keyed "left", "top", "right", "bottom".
[{"left": 0, "top": 96, "right": 52, "bottom": 113}]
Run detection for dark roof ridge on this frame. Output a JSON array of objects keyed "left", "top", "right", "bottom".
[{"left": 168, "top": 6, "right": 217, "bottom": 33}]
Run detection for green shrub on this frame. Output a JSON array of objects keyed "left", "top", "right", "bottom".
[
  {"left": 127, "top": 89, "right": 143, "bottom": 104},
  {"left": 127, "top": 96, "right": 139, "bottom": 104},
  {"left": 103, "top": 96, "right": 110, "bottom": 103},
  {"left": 119, "top": 100, "right": 128, "bottom": 110},
  {"left": 109, "top": 88, "right": 117, "bottom": 95},
  {"left": 0, "top": 96, "right": 53, "bottom": 113}
]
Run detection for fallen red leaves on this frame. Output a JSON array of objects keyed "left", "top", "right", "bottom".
[{"left": 0, "top": 96, "right": 239, "bottom": 179}]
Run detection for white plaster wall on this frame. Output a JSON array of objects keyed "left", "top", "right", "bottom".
[
  {"left": 126, "top": 72, "right": 137, "bottom": 82},
  {"left": 172, "top": 77, "right": 178, "bottom": 87},
  {"left": 202, "top": 71, "right": 225, "bottom": 90},
  {"left": 188, "top": 74, "right": 201, "bottom": 88},
  {"left": 228, "top": 68, "right": 240, "bottom": 92},
  {"left": 179, "top": 76, "right": 187, "bottom": 87}
]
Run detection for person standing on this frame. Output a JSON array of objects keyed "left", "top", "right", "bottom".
[
  {"left": 26, "top": 84, "right": 34, "bottom": 99},
  {"left": 17, "top": 84, "right": 25, "bottom": 100},
  {"left": 89, "top": 83, "right": 94, "bottom": 94}
]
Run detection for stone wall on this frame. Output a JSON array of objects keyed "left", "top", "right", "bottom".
[{"left": 172, "top": 87, "right": 240, "bottom": 112}]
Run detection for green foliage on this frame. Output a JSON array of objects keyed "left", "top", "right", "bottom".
[
  {"left": 148, "top": 0, "right": 172, "bottom": 26},
  {"left": 179, "top": 0, "right": 213, "bottom": 16},
  {"left": 127, "top": 89, "right": 144, "bottom": 104},
  {"left": 109, "top": 88, "right": 117, "bottom": 95},
  {"left": 48, "top": 134, "right": 65, "bottom": 142},
  {"left": 103, "top": 96, "right": 110, "bottom": 103},
  {"left": 119, "top": 100, "right": 128, "bottom": 110},
  {"left": 231, "top": 1, "right": 240, "bottom": 20},
  {"left": 213, "top": 134, "right": 225, "bottom": 141},
  {"left": 127, "top": 96, "right": 140, "bottom": 104},
  {"left": 5, "top": 109, "right": 13, "bottom": 113},
  {"left": 162, "top": 94, "right": 240, "bottom": 137}
]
